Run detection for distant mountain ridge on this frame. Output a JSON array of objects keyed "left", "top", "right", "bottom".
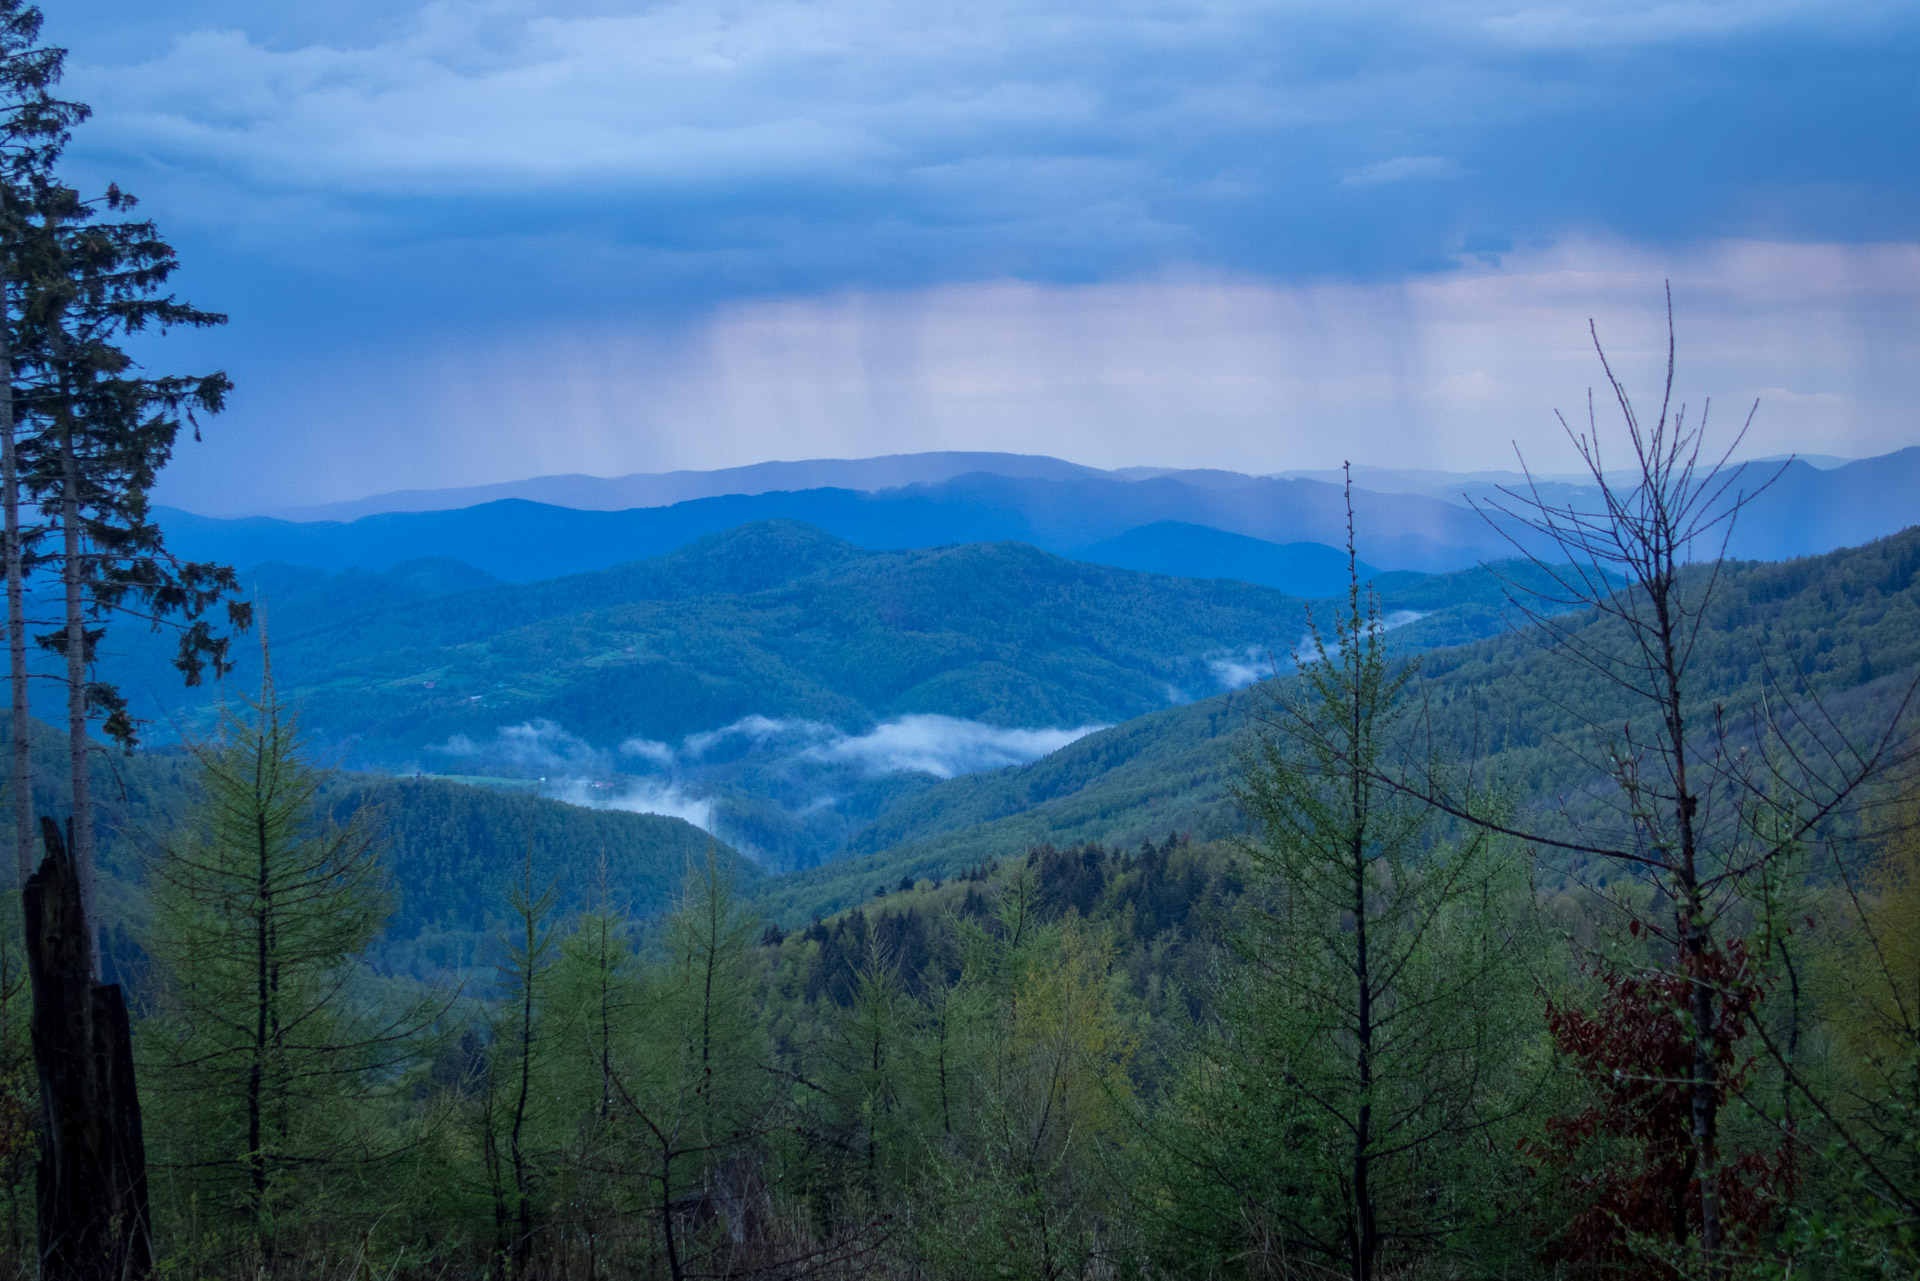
[
  {"left": 160, "top": 471, "right": 1523, "bottom": 582},
  {"left": 256, "top": 449, "right": 1862, "bottom": 524},
  {"left": 164, "top": 448, "right": 1920, "bottom": 591},
  {"left": 265, "top": 452, "right": 1113, "bottom": 522}
]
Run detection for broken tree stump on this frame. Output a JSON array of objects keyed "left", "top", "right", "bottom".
[{"left": 23, "top": 816, "right": 150, "bottom": 1281}]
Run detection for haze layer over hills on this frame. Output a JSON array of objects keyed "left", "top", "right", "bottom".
[{"left": 161, "top": 448, "right": 1920, "bottom": 590}]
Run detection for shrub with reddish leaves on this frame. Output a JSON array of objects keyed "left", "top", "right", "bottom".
[{"left": 1528, "top": 938, "right": 1796, "bottom": 1277}]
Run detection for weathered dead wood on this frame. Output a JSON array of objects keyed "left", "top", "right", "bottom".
[{"left": 23, "top": 816, "right": 149, "bottom": 1280}]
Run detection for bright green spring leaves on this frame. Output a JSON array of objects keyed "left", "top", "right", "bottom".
[
  {"left": 136, "top": 678, "right": 434, "bottom": 1267},
  {"left": 1146, "top": 581, "right": 1542, "bottom": 1280}
]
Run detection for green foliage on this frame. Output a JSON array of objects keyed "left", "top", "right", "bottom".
[
  {"left": 321, "top": 775, "right": 744, "bottom": 977},
  {"left": 1143, "top": 567, "right": 1541, "bottom": 1279},
  {"left": 0, "top": 721, "right": 740, "bottom": 988},
  {"left": 105, "top": 521, "right": 1530, "bottom": 768},
  {"left": 137, "top": 675, "right": 438, "bottom": 1267},
  {"left": 16, "top": 510, "right": 1920, "bottom": 1281},
  {"left": 910, "top": 903, "right": 1136, "bottom": 1280},
  {"left": 776, "top": 527, "right": 1920, "bottom": 922}
]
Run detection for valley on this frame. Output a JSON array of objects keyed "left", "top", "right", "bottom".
[
  {"left": 8, "top": 5, "right": 1915, "bottom": 1271},
  {"left": 97, "top": 512, "right": 1545, "bottom": 874},
  {"left": 86, "top": 462, "right": 1920, "bottom": 939},
  {"left": 24, "top": 445, "right": 1920, "bottom": 1280}
]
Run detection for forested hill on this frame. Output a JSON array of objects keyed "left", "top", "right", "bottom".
[
  {"left": 0, "top": 715, "right": 743, "bottom": 985},
  {"left": 752, "top": 525, "right": 1920, "bottom": 923},
  {"left": 317, "top": 777, "right": 745, "bottom": 976},
  {"left": 109, "top": 519, "right": 1527, "bottom": 766}
]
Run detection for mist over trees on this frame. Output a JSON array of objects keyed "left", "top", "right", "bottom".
[
  {"left": 0, "top": 326, "right": 1890, "bottom": 1280},
  {"left": 0, "top": 5, "right": 1913, "bottom": 1281}
]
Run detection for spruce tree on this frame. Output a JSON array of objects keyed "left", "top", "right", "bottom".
[
  {"left": 0, "top": 0, "right": 81, "bottom": 884},
  {"left": 12, "top": 179, "right": 245, "bottom": 976}
]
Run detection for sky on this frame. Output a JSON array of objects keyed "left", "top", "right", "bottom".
[{"left": 45, "top": 0, "right": 1920, "bottom": 514}]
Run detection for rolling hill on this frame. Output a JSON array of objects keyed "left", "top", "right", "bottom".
[
  {"left": 0, "top": 715, "right": 741, "bottom": 986},
  {"left": 751, "top": 525, "right": 1920, "bottom": 923},
  {"left": 1075, "top": 522, "right": 1412, "bottom": 598},
  {"left": 100, "top": 520, "right": 1540, "bottom": 871}
]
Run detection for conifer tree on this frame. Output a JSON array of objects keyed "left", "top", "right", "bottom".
[
  {"left": 817, "top": 946, "right": 922, "bottom": 1196},
  {"left": 139, "top": 663, "right": 425, "bottom": 1266},
  {"left": 0, "top": 0, "right": 81, "bottom": 885},
  {"left": 11, "top": 177, "right": 245, "bottom": 975},
  {"left": 917, "top": 881, "right": 1134, "bottom": 1281},
  {"left": 1148, "top": 481, "right": 1535, "bottom": 1281},
  {"left": 0, "top": 9, "right": 60, "bottom": 1217},
  {"left": 608, "top": 850, "right": 769, "bottom": 1280},
  {"left": 546, "top": 896, "right": 647, "bottom": 1274}
]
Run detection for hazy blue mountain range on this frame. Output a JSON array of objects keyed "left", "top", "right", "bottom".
[
  {"left": 1274, "top": 453, "right": 1850, "bottom": 501},
  {"left": 255, "top": 450, "right": 1856, "bottom": 524},
  {"left": 264, "top": 451, "right": 1112, "bottom": 522},
  {"left": 160, "top": 471, "right": 1525, "bottom": 583},
  {"left": 161, "top": 449, "right": 1920, "bottom": 593},
  {"left": 752, "top": 524, "right": 1920, "bottom": 924}
]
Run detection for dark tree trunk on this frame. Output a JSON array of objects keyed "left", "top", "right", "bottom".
[
  {"left": 57, "top": 427, "right": 97, "bottom": 981},
  {"left": 0, "top": 260, "right": 31, "bottom": 890},
  {"left": 22, "top": 816, "right": 149, "bottom": 1281}
]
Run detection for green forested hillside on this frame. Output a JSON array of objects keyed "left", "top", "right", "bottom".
[
  {"left": 0, "top": 719, "right": 737, "bottom": 986},
  {"left": 748, "top": 696, "right": 1244, "bottom": 923},
  {"left": 17, "top": 519, "right": 1920, "bottom": 1281},
  {"left": 236, "top": 525, "right": 1306, "bottom": 755},
  {"left": 320, "top": 776, "right": 747, "bottom": 976},
  {"left": 91, "top": 525, "right": 1920, "bottom": 933},
  {"left": 94, "top": 520, "right": 1561, "bottom": 870},
  {"left": 755, "top": 527, "right": 1920, "bottom": 923},
  {"left": 107, "top": 520, "right": 1528, "bottom": 766},
  {"left": 86, "top": 519, "right": 1581, "bottom": 873}
]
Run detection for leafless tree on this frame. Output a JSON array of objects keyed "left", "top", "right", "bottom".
[{"left": 1385, "top": 288, "right": 1919, "bottom": 1274}]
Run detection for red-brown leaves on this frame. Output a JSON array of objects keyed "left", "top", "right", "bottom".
[{"left": 1527, "top": 940, "right": 1795, "bottom": 1277}]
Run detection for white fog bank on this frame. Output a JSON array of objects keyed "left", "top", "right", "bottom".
[{"left": 805, "top": 715, "right": 1107, "bottom": 779}]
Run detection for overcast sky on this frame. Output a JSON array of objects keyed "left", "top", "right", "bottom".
[{"left": 50, "top": 0, "right": 1920, "bottom": 513}]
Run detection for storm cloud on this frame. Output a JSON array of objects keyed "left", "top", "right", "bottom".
[{"left": 36, "top": 1, "right": 1915, "bottom": 511}]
